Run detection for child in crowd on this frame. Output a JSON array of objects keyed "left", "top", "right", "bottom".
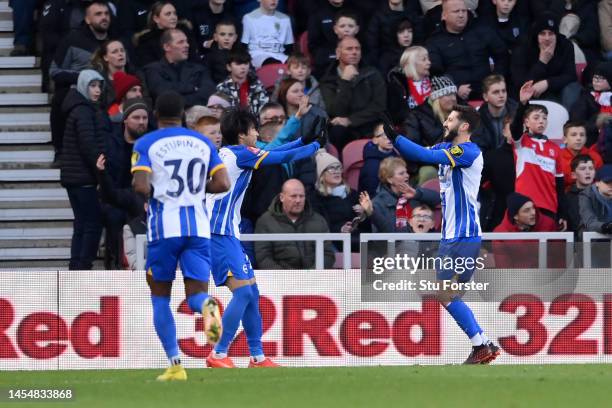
[
  {"left": 358, "top": 122, "right": 397, "bottom": 197},
  {"left": 560, "top": 121, "right": 603, "bottom": 190},
  {"left": 273, "top": 52, "right": 325, "bottom": 110},
  {"left": 206, "top": 20, "right": 242, "bottom": 84},
  {"left": 565, "top": 154, "right": 596, "bottom": 232},
  {"left": 216, "top": 48, "right": 269, "bottom": 115},
  {"left": 241, "top": 0, "right": 294, "bottom": 68}
]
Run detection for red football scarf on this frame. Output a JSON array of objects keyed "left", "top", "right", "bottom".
[{"left": 407, "top": 77, "right": 431, "bottom": 106}]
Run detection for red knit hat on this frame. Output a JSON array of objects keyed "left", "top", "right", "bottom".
[{"left": 113, "top": 71, "right": 141, "bottom": 103}]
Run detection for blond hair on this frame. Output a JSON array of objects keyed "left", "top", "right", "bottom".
[
  {"left": 399, "top": 46, "right": 428, "bottom": 79},
  {"left": 378, "top": 157, "right": 407, "bottom": 186}
]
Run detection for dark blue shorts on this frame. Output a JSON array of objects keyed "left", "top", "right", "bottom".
[
  {"left": 146, "top": 236, "right": 211, "bottom": 282},
  {"left": 436, "top": 237, "right": 482, "bottom": 282},
  {"left": 211, "top": 234, "right": 255, "bottom": 286}
]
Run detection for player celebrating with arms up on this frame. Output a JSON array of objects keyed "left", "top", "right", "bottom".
[
  {"left": 132, "top": 91, "right": 231, "bottom": 381},
  {"left": 206, "top": 107, "right": 325, "bottom": 368},
  {"left": 388, "top": 105, "right": 501, "bottom": 364}
]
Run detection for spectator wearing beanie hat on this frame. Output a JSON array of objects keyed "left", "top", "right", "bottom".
[
  {"left": 511, "top": 12, "right": 579, "bottom": 110},
  {"left": 492, "top": 191, "right": 558, "bottom": 268},
  {"left": 310, "top": 151, "right": 362, "bottom": 247},
  {"left": 108, "top": 71, "right": 144, "bottom": 119},
  {"left": 571, "top": 61, "right": 612, "bottom": 145},
  {"left": 401, "top": 75, "right": 457, "bottom": 185}
]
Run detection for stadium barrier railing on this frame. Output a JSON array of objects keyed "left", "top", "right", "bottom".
[
  {"left": 582, "top": 232, "right": 612, "bottom": 268},
  {"left": 136, "top": 232, "right": 575, "bottom": 270}
]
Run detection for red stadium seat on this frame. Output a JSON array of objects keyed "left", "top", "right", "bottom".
[
  {"left": 342, "top": 139, "right": 370, "bottom": 191},
  {"left": 299, "top": 31, "right": 311, "bottom": 64},
  {"left": 326, "top": 143, "right": 339, "bottom": 159},
  {"left": 433, "top": 208, "right": 442, "bottom": 231},
  {"left": 256, "top": 63, "right": 288, "bottom": 91},
  {"left": 420, "top": 178, "right": 440, "bottom": 193}
]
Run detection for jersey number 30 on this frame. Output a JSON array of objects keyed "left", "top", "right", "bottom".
[{"left": 164, "top": 158, "right": 206, "bottom": 197}]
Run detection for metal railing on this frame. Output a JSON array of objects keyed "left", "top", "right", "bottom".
[
  {"left": 582, "top": 232, "right": 612, "bottom": 268},
  {"left": 135, "top": 232, "right": 575, "bottom": 271},
  {"left": 360, "top": 232, "right": 575, "bottom": 269}
]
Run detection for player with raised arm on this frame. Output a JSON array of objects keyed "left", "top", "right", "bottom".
[
  {"left": 206, "top": 107, "right": 325, "bottom": 368},
  {"left": 131, "top": 91, "right": 231, "bottom": 381},
  {"left": 387, "top": 105, "right": 501, "bottom": 364}
]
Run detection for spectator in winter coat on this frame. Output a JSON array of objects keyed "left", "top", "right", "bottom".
[
  {"left": 358, "top": 157, "right": 440, "bottom": 233},
  {"left": 570, "top": 62, "right": 612, "bottom": 146},
  {"left": 492, "top": 192, "right": 558, "bottom": 268},
  {"left": 60, "top": 69, "right": 107, "bottom": 270},
  {"left": 600, "top": 0, "right": 612, "bottom": 60},
  {"left": 320, "top": 37, "right": 386, "bottom": 151},
  {"left": 565, "top": 154, "right": 596, "bottom": 233},
  {"left": 204, "top": 19, "right": 243, "bottom": 84},
  {"left": 215, "top": 48, "right": 269, "bottom": 115},
  {"left": 580, "top": 164, "right": 612, "bottom": 233},
  {"left": 143, "top": 28, "right": 216, "bottom": 108},
  {"left": 387, "top": 46, "right": 432, "bottom": 126},
  {"left": 480, "top": 0, "right": 529, "bottom": 52},
  {"left": 191, "top": 0, "right": 237, "bottom": 58},
  {"left": 307, "top": 0, "right": 348, "bottom": 78},
  {"left": 254, "top": 179, "right": 336, "bottom": 269},
  {"left": 132, "top": 1, "right": 197, "bottom": 68},
  {"left": 510, "top": 13, "right": 579, "bottom": 109},
  {"left": 471, "top": 74, "right": 518, "bottom": 153},
  {"left": 271, "top": 52, "right": 326, "bottom": 111},
  {"left": 365, "top": 1, "right": 423, "bottom": 72},
  {"left": 359, "top": 123, "right": 398, "bottom": 197},
  {"left": 560, "top": 121, "right": 603, "bottom": 190},
  {"left": 49, "top": 1, "right": 111, "bottom": 161},
  {"left": 426, "top": 0, "right": 509, "bottom": 100},
  {"left": 556, "top": 0, "right": 601, "bottom": 65}
]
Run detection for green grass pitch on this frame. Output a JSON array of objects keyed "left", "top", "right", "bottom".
[{"left": 2, "top": 365, "right": 611, "bottom": 408}]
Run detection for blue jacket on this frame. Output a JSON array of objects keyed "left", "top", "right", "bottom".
[{"left": 358, "top": 141, "right": 397, "bottom": 197}]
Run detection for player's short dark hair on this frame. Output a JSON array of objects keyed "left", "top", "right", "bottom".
[
  {"left": 155, "top": 91, "right": 184, "bottom": 121},
  {"left": 452, "top": 105, "right": 480, "bottom": 133},
  {"left": 570, "top": 154, "right": 594, "bottom": 171},
  {"left": 221, "top": 107, "right": 257, "bottom": 145},
  {"left": 524, "top": 104, "right": 548, "bottom": 118},
  {"left": 563, "top": 120, "right": 587, "bottom": 136},
  {"left": 227, "top": 48, "right": 251, "bottom": 65}
]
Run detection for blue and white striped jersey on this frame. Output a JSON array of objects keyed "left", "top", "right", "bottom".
[
  {"left": 131, "top": 127, "right": 225, "bottom": 242},
  {"left": 206, "top": 145, "right": 268, "bottom": 238},
  {"left": 394, "top": 137, "right": 483, "bottom": 240},
  {"left": 432, "top": 142, "right": 483, "bottom": 240}
]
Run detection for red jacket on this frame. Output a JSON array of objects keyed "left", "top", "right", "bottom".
[
  {"left": 561, "top": 146, "right": 603, "bottom": 190},
  {"left": 492, "top": 209, "right": 559, "bottom": 268}
]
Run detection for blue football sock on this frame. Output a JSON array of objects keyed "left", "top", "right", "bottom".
[
  {"left": 241, "top": 284, "right": 264, "bottom": 358},
  {"left": 151, "top": 295, "right": 179, "bottom": 361},
  {"left": 445, "top": 298, "right": 482, "bottom": 339},
  {"left": 214, "top": 285, "right": 252, "bottom": 354},
  {"left": 186, "top": 292, "right": 210, "bottom": 314}
]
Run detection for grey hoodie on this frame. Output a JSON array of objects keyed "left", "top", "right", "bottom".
[{"left": 76, "top": 69, "right": 104, "bottom": 102}]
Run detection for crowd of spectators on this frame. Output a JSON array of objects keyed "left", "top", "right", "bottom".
[{"left": 8, "top": 0, "right": 612, "bottom": 269}]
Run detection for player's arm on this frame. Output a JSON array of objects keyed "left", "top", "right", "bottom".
[
  {"left": 393, "top": 135, "right": 454, "bottom": 166},
  {"left": 131, "top": 144, "right": 152, "bottom": 197},
  {"left": 132, "top": 171, "right": 151, "bottom": 197},
  {"left": 206, "top": 145, "right": 230, "bottom": 193},
  {"left": 268, "top": 137, "right": 304, "bottom": 152},
  {"left": 207, "top": 166, "right": 230, "bottom": 193}
]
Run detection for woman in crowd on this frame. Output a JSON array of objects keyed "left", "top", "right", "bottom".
[
  {"left": 132, "top": 1, "right": 196, "bottom": 67},
  {"left": 91, "top": 39, "right": 139, "bottom": 110}
]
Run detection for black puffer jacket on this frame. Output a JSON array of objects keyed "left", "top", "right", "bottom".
[
  {"left": 387, "top": 67, "right": 428, "bottom": 125},
  {"left": 401, "top": 101, "right": 443, "bottom": 148},
  {"left": 60, "top": 88, "right": 107, "bottom": 187}
]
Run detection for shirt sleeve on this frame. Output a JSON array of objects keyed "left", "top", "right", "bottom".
[
  {"left": 446, "top": 143, "right": 481, "bottom": 168},
  {"left": 207, "top": 145, "right": 226, "bottom": 178},
  {"left": 130, "top": 141, "right": 151, "bottom": 173},
  {"left": 235, "top": 145, "right": 270, "bottom": 169}
]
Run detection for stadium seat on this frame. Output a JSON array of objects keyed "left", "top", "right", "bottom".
[
  {"left": 576, "top": 62, "right": 587, "bottom": 83},
  {"left": 299, "top": 31, "right": 311, "bottom": 64},
  {"left": 342, "top": 139, "right": 370, "bottom": 191},
  {"left": 326, "top": 143, "right": 339, "bottom": 159},
  {"left": 420, "top": 178, "right": 440, "bottom": 193},
  {"left": 530, "top": 100, "right": 569, "bottom": 139},
  {"left": 468, "top": 100, "right": 483, "bottom": 109},
  {"left": 433, "top": 208, "right": 442, "bottom": 231},
  {"left": 256, "top": 63, "right": 288, "bottom": 91}
]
